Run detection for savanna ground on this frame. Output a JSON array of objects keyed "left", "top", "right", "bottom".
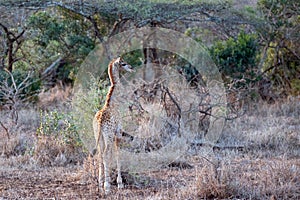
[
  {"left": 0, "top": 0, "right": 299, "bottom": 199},
  {"left": 0, "top": 85, "right": 299, "bottom": 200}
]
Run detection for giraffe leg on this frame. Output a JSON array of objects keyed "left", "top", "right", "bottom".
[
  {"left": 98, "top": 154, "right": 104, "bottom": 190},
  {"left": 103, "top": 142, "right": 112, "bottom": 194},
  {"left": 98, "top": 138, "right": 104, "bottom": 191},
  {"left": 115, "top": 125, "right": 123, "bottom": 189},
  {"left": 115, "top": 139, "right": 123, "bottom": 189}
]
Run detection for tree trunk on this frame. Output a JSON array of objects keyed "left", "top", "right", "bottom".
[{"left": 142, "top": 21, "right": 162, "bottom": 82}]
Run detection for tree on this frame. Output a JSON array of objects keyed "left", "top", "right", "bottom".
[
  {"left": 255, "top": 0, "right": 300, "bottom": 96},
  {"left": 1, "top": 0, "right": 234, "bottom": 78},
  {"left": 211, "top": 0, "right": 300, "bottom": 98},
  {"left": 0, "top": 5, "right": 29, "bottom": 72},
  {"left": 26, "top": 8, "right": 95, "bottom": 84}
]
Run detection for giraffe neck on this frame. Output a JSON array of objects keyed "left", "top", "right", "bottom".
[{"left": 104, "top": 59, "right": 120, "bottom": 107}]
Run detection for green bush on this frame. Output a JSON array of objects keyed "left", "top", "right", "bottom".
[
  {"left": 290, "top": 79, "right": 300, "bottom": 96},
  {"left": 210, "top": 32, "right": 259, "bottom": 83},
  {"left": 122, "top": 50, "right": 143, "bottom": 68},
  {"left": 71, "top": 75, "right": 109, "bottom": 153},
  {"left": 27, "top": 10, "right": 95, "bottom": 84},
  {"left": 37, "top": 110, "right": 83, "bottom": 148}
]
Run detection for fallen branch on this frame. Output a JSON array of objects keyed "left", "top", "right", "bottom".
[
  {"left": 42, "top": 57, "right": 63, "bottom": 77},
  {"left": 191, "top": 139, "right": 245, "bottom": 150}
]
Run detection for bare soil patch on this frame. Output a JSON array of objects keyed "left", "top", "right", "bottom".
[
  {"left": 1, "top": 156, "right": 299, "bottom": 199},
  {"left": 0, "top": 165, "right": 96, "bottom": 199}
]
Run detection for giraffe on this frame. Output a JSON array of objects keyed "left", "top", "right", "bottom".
[{"left": 92, "top": 57, "right": 134, "bottom": 194}]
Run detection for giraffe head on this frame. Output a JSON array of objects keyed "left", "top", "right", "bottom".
[{"left": 114, "top": 57, "right": 135, "bottom": 73}]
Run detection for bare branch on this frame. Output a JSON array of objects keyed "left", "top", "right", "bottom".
[
  {"left": 42, "top": 57, "right": 63, "bottom": 76},
  {"left": 0, "top": 121, "right": 9, "bottom": 140},
  {"left": 4, "top": 68, "right": 17, "bottom": 91}
]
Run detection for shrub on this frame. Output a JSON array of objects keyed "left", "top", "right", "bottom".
[
  {"left": 210, "top": 32, "right": 259, "bottom": 84},
  {"left": 37, "top": 110, "right": 82, "bottom": 148},
  {"left": 35, "top": 110, "right": 85, "bottom": 166},
  {"left": 27, "top": 10, "right": 95, "bottom": 84},
  {"left": 72, "top": 76, "right": 109, "bottom": 153}
]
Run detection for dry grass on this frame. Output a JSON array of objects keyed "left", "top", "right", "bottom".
[
  {"left": 231, "top": 158, "right": 299, "bottom": 199},
  {"left": 33, "top": 135, "right": 85, "bottom": 167},
  {"left": 0, "top": 84, "right": 82, "bottom": 166},
  {"left": 1, "top": 156, "right": 298, "bottom": 199},
  {"left": 0, "top": 109, "right": 38, "bottom": 158},
  {"left": 38, "top": 83, "right": 72, "bottom": 110},
  {"left": 221, "top": 98, "right": 300, "bottom": 158},
  {"left": 0, "top": 86, "right": 299, "bottom": 199}
]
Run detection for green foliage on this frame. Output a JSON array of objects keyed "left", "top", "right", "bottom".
[
  {"left": 28, "top": 11, "right": 65, "bottom": 47},
  {"left": 258, "top": 0, "right": 299, "bottom": 25},
  {"left": 95, "top": 0, "right": 229, "bottom": 27},
  {"left": 72, "top": 76, "right": 109, "bottom": 152},
  {"left": 257, "top": 0, "right": 300, "bottom": 95},
  {"left": 37, "top": 110, "right": 83, "bottom": 148},
  {"left": 210, "top": 32, "right": 259, "bottom": 82},
  {"left": 27, "top": 9, "right": 95, "bottom": 83},
  {"left": 290, "top": 79, "right": 300, "bottom": 96},
  {"left": 73, "top": 75, "right": 109, "bottom": 120},
  {"left": 28, "top": 11, "right": 94, "bottom": 53},
  {"left": 56, "top": 63, "right": 78, "bottom": 83},
  {"left": 185, "top": 28, "right": 216, "bottom": 44},
  {"left": 122, "top": 50, "right": 143, "bottom": 68}
]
